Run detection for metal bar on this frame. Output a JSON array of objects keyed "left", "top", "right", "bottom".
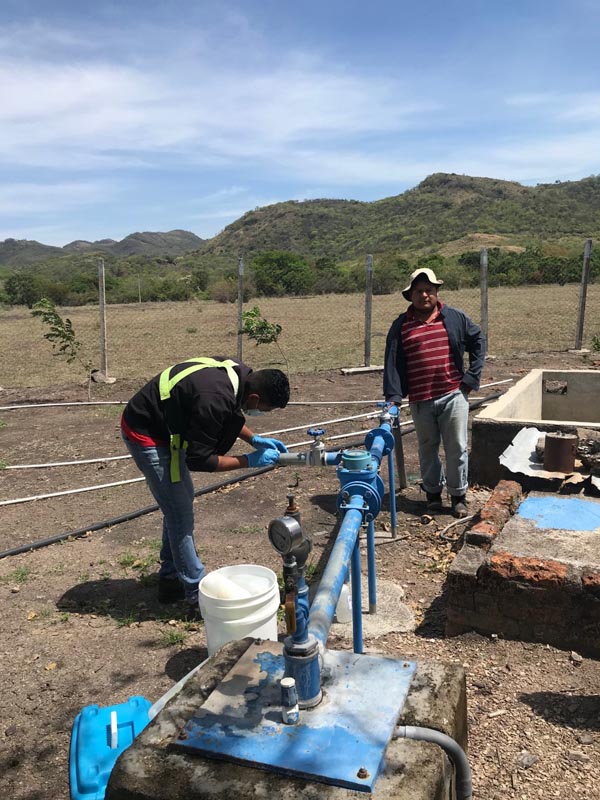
[
  {"left": 98, "top": 257, "right": 108, "bottom": 376},
  {"left": 480, "top": 248, "right": 488, "bottom": 347},
  {"left": 237, "top": 256, "right": 245, "bottom": 361},
  {"left": 392, "top": 422, "right": 408, "bottom": 489},
  {"left": 575, "top": 238, "right": 592, "bottom": 350},
  {"left": 364, "top": 254, "right": 373, "bottom": 366}
]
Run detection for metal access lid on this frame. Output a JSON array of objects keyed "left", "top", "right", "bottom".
[{"left": 175, "top": 641, "right": 416, "bottom": 792}]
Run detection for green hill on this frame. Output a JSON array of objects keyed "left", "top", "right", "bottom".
[
  {"left": 1, "top": 173, "right": 598, "bottom": 306},
  {"left": 197, "top": 173, "right": 600, "bottom": 261},
  {"left": 0, "top": 230, "right": 204, "bottom": 267}
]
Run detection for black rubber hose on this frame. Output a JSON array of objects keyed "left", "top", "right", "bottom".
[
  {"left": 0, "top": 392, "right": 502, "bottom": 560},
  {"left": 0, "top": 465, "right": 274, "bottom": 559}
]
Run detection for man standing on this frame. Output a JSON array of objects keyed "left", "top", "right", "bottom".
[
  {"left": 384, "top": 269, "right": 486, "bottom": 518},
  {"left": 121, "top": 357, "right": 290, "bottom": 614}
]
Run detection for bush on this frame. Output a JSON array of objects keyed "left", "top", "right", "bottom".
[{"left": 251, "top": 251, "right": 315, "bottom": 296}]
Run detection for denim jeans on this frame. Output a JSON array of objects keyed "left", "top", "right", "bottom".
[
  {"left": 409, "top": 388, "right": 469, "bottom": 497},
  {"left": 122, "top": 433, "right": 205, "bottom": 603}
]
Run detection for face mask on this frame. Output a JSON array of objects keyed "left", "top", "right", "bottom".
[{"left": 245, "top": 408, "right": 265, "bottom": 417}]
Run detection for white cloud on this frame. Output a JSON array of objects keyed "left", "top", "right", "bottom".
[
  {"left": 1, "top": 11, "right": 600, "bottom": 242},
  {"left": 0, "top": 180, "right": 117, "bottom": 215},
  {"left": 506, "top": 91, "right": 600, "bottom": 122},
  {"left": 0, "top": 16, "right": 439, "bottom": 174}
]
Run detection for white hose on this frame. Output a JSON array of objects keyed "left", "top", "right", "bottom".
[
  {"left": 0, "top": 383, "right": 507, "bottom": 502},
  {"left": 267, "top": 410, "right": 380, "bottom": 436},
  {"left": 148, "top": 657, "right": 210, "bottom": 720},
  {"left": 0, "top": 380, "right": 511, "bottom": 413},
  {"left": 4, "top": 455, "right": 131, "bottom": 470},
  {"left": 0, "top": 477, "right": 144, "bottom": 506},
  {"left": 0, "top": 401, "right": 126, "bottom": 411},
  {"left": 3, "top": 410, "right": 387, "bottom": 471}
]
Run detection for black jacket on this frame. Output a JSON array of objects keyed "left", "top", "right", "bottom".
[
  {"left": 123, "top": 359, "right": 252, "bottom": 471},
  {"left": 384, "top": 305, "right": 486, "bottom": 402}
]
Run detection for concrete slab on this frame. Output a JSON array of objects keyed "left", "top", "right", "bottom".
[
  {"left": 494, "top": 495, "right": 600, "bottom": 569},
  {"left": 330, "top": 576, "right": 416, "bottom": 641},
  {"left": 107, "top": 638, "right": 467, "bottom": 800}
]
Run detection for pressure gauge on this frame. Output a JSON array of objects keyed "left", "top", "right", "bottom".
[{"left": 268, "top": 516, "right": 303, "bottom": 555}]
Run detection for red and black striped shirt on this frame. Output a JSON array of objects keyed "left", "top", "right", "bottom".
[{"left": 401, "top": 303, "right": 462, "bottom": 402}]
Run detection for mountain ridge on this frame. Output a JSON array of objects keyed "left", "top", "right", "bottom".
[
  {"left": 0, "top": 229, "right": 205, "bottom": 267},
  {"left": 2, "top": 173, "right": 599, "bottom": 268}
]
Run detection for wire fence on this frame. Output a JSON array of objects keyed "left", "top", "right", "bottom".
[{"left": 0, "top": 242, "right": 597, "bottom": 389}]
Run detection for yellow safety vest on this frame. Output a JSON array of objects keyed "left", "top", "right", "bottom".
[{"left": 158, "top": 358, "right": 240, "bottom": 482}]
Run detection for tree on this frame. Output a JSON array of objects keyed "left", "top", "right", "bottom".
[
  {"left": 5, "top": 272, "right": 42, "bottom": 307},
  {"left": 241, "top": 306, "right": 289, "bottom": 374},
  {"left": 31, "top": 298, "right": 93, "bottom": 398},
  {"left": 251, "top": 251, "right": 315, "bottom": 296}
]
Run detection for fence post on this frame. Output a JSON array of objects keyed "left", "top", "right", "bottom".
[
  {"left": 575, "top": 239, "right": 592, "bottom": 350},
  {"left": 364, "top": 254, "right": 373, "bottom": 366},
  {"left": 98, "top": 257, "right": 109, "bottom": 377},
  {"left": 237, "top": 256, "right": 245, "bottom": 362},
  {"left": 480, "top": 248, "right": 488, "bottom": 348}
]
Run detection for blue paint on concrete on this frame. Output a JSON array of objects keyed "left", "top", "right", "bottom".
[{"left": 518, "top": 496, "right": 600, "bottom": 531}]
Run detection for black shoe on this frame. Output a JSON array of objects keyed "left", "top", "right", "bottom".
[
  {"left": 157, "top": 578, "right": 186, "bottom": 603},
  {"left": 182, "top": 603, "right": 203, "bottom": 622},
  {"left": 451, "top": 495, "right": 468, "bottom": 519},
  {"left": 426, "top": 492, "right": 443, "bottom": 512}
]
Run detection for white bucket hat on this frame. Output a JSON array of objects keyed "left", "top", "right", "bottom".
[{"left": 401, "top": 268, "right": 444, "bottom": 301}]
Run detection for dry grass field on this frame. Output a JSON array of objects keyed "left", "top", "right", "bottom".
[
  {"left": 1, "top": 313, "right": 599, "bottom": 797},
  {"left": 0, "top": 283, "right": 598, "bottom": 388}
]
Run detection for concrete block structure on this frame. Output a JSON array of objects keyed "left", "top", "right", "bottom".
[
  {"left": 446, "top": 482, "right": 600, "bottom": 655},
  {"left": 471, "top": 369, "right": 600, "bottom": 487},
  {"left": 106, "top": 637, "right": 467, "bottom": 800}
]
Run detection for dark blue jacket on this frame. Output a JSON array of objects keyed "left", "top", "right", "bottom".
[{"left": 383, "top": 305, "right": 486, "bottom": 403}]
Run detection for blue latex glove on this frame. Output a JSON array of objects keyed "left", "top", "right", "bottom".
[
  {"left": 250, "top": 434, "right": 288, "bottom": 453},
  {"left": 246, "top": 448, "right": 280, "bottom": 468}
]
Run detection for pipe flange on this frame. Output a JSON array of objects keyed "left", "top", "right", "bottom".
[
  {"left": 336, "top": 479, "right": 383, "bottom": 517},
  {"left": 364, "top": 427, "right": 395, "bottom": 455}
]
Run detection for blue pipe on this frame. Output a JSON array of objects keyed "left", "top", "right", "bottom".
[
  {"left": 366, "top": 518, "right": 376, "bottom": 614},
  {"left": 292, "top": 572, "right": 310, "bottom": 645},
  {"left": 350, "top": 531, "right": 363, "bottom": 653},
  {"left": 308, "top": 497, "right": 364, "bottom": 649},
  {"left": 368, "top": 433, "right": 387, "bottom": 466}
]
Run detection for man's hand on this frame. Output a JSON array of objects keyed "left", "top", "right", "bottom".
[
  {"left": 460, "top": 383, "right": 472, "bottom": 396},
  {"left": 246, "top": 448, "right": 280, "bottom": 468},
  {"left": 251, "top": 434, "right": 288, "bottom": 453}
]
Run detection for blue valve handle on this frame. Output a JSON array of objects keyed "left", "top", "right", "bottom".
[{"left": 307, "top": 427, "right": 325, "bottom": 438}]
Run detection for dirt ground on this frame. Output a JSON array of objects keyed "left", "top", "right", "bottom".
[{"left": 1, "top": 351, "right": 599, "bottom": 800}]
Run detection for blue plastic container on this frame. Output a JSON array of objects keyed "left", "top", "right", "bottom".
[{"left": 69, "top": 695, "right": 152, "bottom": 800}]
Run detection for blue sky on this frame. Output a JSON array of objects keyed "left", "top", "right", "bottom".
[{"left": 1, "top": 0, "right": 600, "bottom": 246}]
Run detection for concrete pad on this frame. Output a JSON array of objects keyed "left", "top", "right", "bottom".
[
  {"left": 107, "top": 638, "right": 467, "bottom": 800},
  {"left": 330, "top": 576, "right": 416, "bottom": 641}
]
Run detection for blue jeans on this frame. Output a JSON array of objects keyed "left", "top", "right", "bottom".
[
  {"left": 409, "top": 388, "right": 469, "bottom": 497},
  {"left": 122, "top": 433, "right": 205, "bottom": 603}
]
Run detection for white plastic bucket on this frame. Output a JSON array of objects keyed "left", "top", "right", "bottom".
[{"left": 198, "top": 564, "right": 280, "bottom": 655}]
